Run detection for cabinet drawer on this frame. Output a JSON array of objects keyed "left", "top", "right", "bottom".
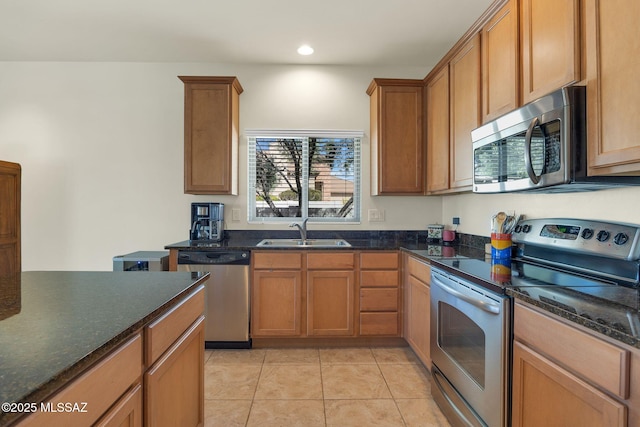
[
  {"left": 17, "top": 334, "right": 143, "bottom": 427},
  {"left": 360, "top": 312, "right": 399, "bottom": 336},
  {"left": 361, "top": 270, "right": 399, "bottom": 288},
  {"left": 307, "top": 252, "right": 355, "bottom": 269},
  {"left": 407, "top": 256, "right": 430, "bottom": 283},
  {"left": 253, "top": 251, "right": 303, "bottom": 269},
  {"left": 360, "top": 288, "right": 398, "bottom": 311},
  {"left": 360, "top": 252, "right": 399, "bottom": 269},
  {"left": 145, "top": 285, "right": 205, "bottom": 366},
  {"left": 515, "top": 303, "right": 630, "bottom": 398}
]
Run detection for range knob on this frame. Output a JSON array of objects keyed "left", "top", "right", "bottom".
[
  {"left": 514, "top": 225, "right": 522, "bottom": 233},
  {"left": 522, "top": 224, "right": 531, "bottom": 233},
  {"left": 596, "top": 230, "right": 610, "bottom": 242},
  {"left": 581, "top": 228, "right": 594, "bottom": 240},
  {"left": 614, "top": 232, "right": 629, "bottom": 246}
]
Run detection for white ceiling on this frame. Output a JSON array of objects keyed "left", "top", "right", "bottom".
[{"left": 0, "top": 0, "right": 494, "bottom": 67}]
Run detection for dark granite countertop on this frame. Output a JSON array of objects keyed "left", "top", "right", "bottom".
[
  {"left": 0, "top": 271, "right": 208, "bottom": 426},
  {"left": 507, "top": 287, "right": 640, "bottom": 349}
]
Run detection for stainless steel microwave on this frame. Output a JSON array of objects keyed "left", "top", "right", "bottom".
[{"left": 471, "top": 86, "right": 639, "bottom": 193}]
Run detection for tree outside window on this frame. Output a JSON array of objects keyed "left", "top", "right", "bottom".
[{"left": 248, "top": 131, "right": 361, "bottom": 222}]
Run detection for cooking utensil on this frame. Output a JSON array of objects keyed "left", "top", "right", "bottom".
[{"left": 494, "top": 212, "right": 506, "bottom": 233}]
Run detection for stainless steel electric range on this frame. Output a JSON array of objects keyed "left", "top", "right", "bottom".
[{"left": 430, "top": 218, "right": 640, "bottom": 427}]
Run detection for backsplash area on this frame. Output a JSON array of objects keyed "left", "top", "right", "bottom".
[{"left": 225, "top": 229, "right": 489, "bottom": 250}]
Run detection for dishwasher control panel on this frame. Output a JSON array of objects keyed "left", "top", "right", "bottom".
[{"left": 177, "top": 250, "right": 250, "bottom": 265}]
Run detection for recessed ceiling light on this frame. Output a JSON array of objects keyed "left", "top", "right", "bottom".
[{"left": 297, "top": 45, "right": 314, "bottom": 56}]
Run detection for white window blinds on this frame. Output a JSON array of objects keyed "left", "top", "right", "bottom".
[{"left": 247, "top": 130, "right": 362, "bottom": 223}]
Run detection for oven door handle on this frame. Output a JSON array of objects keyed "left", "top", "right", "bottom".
[{"left": 432, "top": 276, "right": 501, "bottom": 315}]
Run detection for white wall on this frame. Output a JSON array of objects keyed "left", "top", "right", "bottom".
[
  {"left": 0, "top": 62, "right": 441, "bottom": 271},
  {"left": 4, "top": 62, "right": 638, "bottom": 271},
  {"left": 441, "top": 187, "right": 640, "bottom": 237}
]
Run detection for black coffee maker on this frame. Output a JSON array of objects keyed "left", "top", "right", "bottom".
[{"left": 190, "top": 203, "right": 225, "bottom": 242}]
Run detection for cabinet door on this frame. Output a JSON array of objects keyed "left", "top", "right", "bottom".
[
  {"left": 95, "top": 384, "right": 142, "bottom": 427},
  {"left": 521, "top": 0, "right": 580, "bottom": 103},
  {"left": 180, "top": 76, "right": 242, "bottom": 195},
  {"left": 252, "top": 270, "right": 303, "bottom": 336},
  {"left": 368, "top": 80, "right": 424, "bottom": 195},
  {"left": 307, "top": 270, "right": 355, "bottom": 336},
  {"left": 482, "top": 0, "right": 519, "bottom": 122},
  {"left": 0, "top": 161, "right": 20, "bottom": 279},
  {"left": 145, "top": 317, "right": 205, "bottom": 427},
  {"left": 585, "top": 0, "right": 640, "bottom": 175},
  {"left": 450, "top": 33, "right": 481, "bottom": 190},
  {"left": 406, "top": 275, "right": 430, "bottom": 367},
  {"left": 512, "top": 341, "right": 626, "bottom": 427},
  {"left": 426, "top": 65, "right": 450, "bottom": 193}
]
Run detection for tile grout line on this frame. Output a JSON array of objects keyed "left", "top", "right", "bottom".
[
  {"left": 373, "top": 348, "right": 409, "bottom": 427},
  {"left": 245, "top": 350, "right": 266, "bottom": 427}
]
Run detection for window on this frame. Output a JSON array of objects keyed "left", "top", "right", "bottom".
[{"left": 247, "top": 130, "right": 362, "bottom": 223}]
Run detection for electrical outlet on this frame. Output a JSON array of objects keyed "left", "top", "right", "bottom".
[
  {"left": 452, "top": 217, "right": 460, "bottom": 225},
  {"left": 232, "top": 208, "right": 241, "bottom": 221}
]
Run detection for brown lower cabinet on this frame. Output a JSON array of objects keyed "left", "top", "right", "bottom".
[
  {"left": 512, "top": 301, "right": 639, "bottom": 427},
  {"left": 13, "top": 286, "right": 205, "bottom": 427},
  {"left": 359, "top": 252, "right": 400, "bottom": 336},
  {"left": 0, "top": 160, "right": 20, "bottom": 280},
  {"left": 251, "top": 250, "right": 400, "bottom": 339},
  {"left": 402, "top": 254, "right": 431, "bottom": 367},
  {"left": 95, "top": 384, "right": 143, "bottom": 427}
]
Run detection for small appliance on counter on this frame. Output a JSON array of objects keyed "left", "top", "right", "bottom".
[
  {"left": 442, "top": 230, "right": 457, "bottom": 244},
  {"left": 113, "top": 251, "right": 169, "bottom": 271},
  {"left": 427, "top": 224, "right": 444, "bottom": 243},
  {"left": 190, "top": 202, "right": 225, "bottom": 242}
]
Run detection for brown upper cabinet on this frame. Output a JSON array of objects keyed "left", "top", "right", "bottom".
[
  {"left": 0, "top": 160, "right": 20, "bottom": 279},
  {"left": 481, "top": 0, "right": 519, "bottom": 122},
  {"left": 179, "top": 76, "right": 242, "bottom": 195},
  {"left": 425, "top": 66, "right": 450, "bottom": 193},
  {"left": 367, "top": 79, "right": 424, "bottom": 195},
  {"left": 520, "top": 0, "right": 581, "bottom": 104},
  {"left": 425, "top": 33, "right": 480, "bottom": 194},
  {"left": 449, "top": 33, "right": 481, "bottom": 191},
  {"left": 584, "top": 0, "right": 640, "bottom": 175}
]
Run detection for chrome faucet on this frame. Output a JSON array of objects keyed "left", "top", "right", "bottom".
[{"left": 289, "top": 217, "right": 309, "bottom": 242}]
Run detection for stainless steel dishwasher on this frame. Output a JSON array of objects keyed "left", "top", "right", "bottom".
[{"left": 177, "top": 250, "right": 251, "bottom": 349}]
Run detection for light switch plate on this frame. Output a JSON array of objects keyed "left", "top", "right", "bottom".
[
  {"left": 232, "top": 208, "right": 241, "bottom": 221},
  {"left": 368, "top": 209, "right": 385, "bottom": 222}
]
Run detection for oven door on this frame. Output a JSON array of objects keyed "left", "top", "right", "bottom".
[{"left": 430, "top": 267, "right": 510, "bottom": 427}]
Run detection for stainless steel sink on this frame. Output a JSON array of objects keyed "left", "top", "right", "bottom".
[{"left": 256, "top": 238, "right": 351, "bottom": 247}]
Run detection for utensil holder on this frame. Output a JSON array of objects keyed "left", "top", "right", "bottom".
[{"left": 491, "top": 233, "right": 512, "bottom": 259}]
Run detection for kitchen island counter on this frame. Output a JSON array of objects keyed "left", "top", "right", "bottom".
[{"left": 0, "top": 270, "right": 208, "bottom": 426}]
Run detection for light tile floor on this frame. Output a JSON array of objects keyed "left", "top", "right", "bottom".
[{"left": 204, "top": 346, "right": 451, "bottom": 427}]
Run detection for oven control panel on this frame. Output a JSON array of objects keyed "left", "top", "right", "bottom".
[{"left": 512, "top": 218, "right": 640, "bottom": 260}]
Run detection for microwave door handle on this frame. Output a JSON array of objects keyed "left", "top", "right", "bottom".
[{"left": 524, "top": 117, "right": 541, "bottom": 184}]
